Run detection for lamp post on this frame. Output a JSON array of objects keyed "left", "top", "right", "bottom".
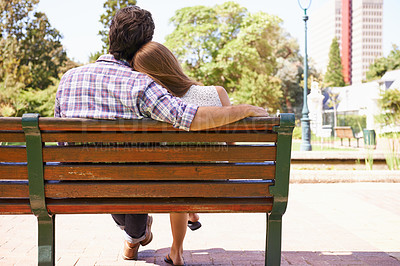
[{"left": 298, "top": 0, "right": 312, "bottom": 151}]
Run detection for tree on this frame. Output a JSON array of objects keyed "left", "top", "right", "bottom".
[
  {"left": 98, "top": 0, "right": 137, "bottom": 54},
  {"left": 366, "top": 44, "right": 400, "bottom": 81},
  {"left": 378, "top": 88, "right": 400, "bottom": 127},
  {"left": 0, "top": 0, "right": 38, "bottom": 84},
  {"left": 19, "top": 12, "right": 67, "bottom": 89},
  {"left": 324, "top": 37, "right": 345, "bottom": 87},
  {"left": 0, "top": 0, "right": 38, "bottom": 38},
  {"left": 0, "top": 0, "right": 67, "bottom": 89},
  {"left": 164, "top": 2, "right": 302, "bottom": 112},
  {"left": 0, "top": 0, "right": 72, "bottom": 117},
  {"left": 275, "top": 58, "right": 301, "bottom": 113}
]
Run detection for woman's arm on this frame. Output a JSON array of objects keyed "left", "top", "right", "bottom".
[{"left": 215, "top": 86, "right": 231, "bottom": 106}]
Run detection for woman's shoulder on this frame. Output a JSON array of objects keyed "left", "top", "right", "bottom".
[
  {"left": 184, "top": 85, "right": 219, "bottom": 96},
  {"left": 188, "top": 84, "right": 216, "bottom": 91},
  {"left": 181, "top": 85, "right": 222, "bottom": 107}
]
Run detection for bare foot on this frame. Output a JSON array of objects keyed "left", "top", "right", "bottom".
[{"left": 169, "top": 247, "right": 184, "bottom": 265}]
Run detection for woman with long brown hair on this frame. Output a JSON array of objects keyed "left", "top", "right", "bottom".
[
  {"left": 131, "top": 41, "right": 230, "bottom": 266},
  {"left": 131, "top": 41, "right": 230, "bottom": 106}
]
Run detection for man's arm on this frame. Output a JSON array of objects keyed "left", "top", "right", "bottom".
[{"left": 190, "top": 104, "right": 269, "bottom": 131}]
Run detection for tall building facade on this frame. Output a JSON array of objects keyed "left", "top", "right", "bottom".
[{"left": 309, "top": 0, "right": 383, "bottom": 84}]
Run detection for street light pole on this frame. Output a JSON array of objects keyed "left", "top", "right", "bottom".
[{"left": 298, "top": 0, "right": 312, "bottom": 151}]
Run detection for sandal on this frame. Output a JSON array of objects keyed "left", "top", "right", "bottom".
[
  {"left": 187, "top": 221, "right": 202, "bottom": 231},
  {"left": 164, "top": 254, "right": 186, "bottom": 266}
]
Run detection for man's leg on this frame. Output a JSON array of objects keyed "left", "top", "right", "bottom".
[{"left": 111, "top": 214, "right": 152, "bottom": 260}]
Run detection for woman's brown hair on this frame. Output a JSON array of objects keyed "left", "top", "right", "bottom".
[{"left": 131, "top": 41, "right": 201, "bottom": 97}]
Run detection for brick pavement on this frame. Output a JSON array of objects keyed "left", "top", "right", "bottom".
[{"left": 1, "top": 183, "right": 400, "bottom": 265}]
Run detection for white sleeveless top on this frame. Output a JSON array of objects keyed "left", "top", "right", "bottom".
[{"left": 181, "top": 85, "right": 222, "bottom": 107}]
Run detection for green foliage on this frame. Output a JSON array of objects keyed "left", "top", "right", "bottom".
[
  {"left": 19, "top": 12, "right": 67, "bottom": 89},
  {"left": 0, "top": 79, "right": 59, "bottom": 117},
  {"left": 366, "top": 44, "right": 400, "bottom": 81},
  {"left": 98, "top": 0, "right": 137, "bottom": 54},
  {"left": 0, "top": 0, "right": 67, "bottom": 90},
  {"left": 276, "top": 58, "right": 300, "bottom": 113},
  {"left": 365, "top": 149, "right": 374, "bottom": 170},
  {"left": 164, "top": 2, "right": 303, "bottom": 112},
  {"left": 89, "top": 51, "right": 102, "bottom": 63},
  {"left": 379, "top": 88, "right": 400, "bottom": 115},
  {"left": 292, "top": 126, "right": 302, "bottom": 139},
  {"left": 383, "top": 135, "right": 399, "bottom": 170},
  {"left": 0, "top": 0, "right": 39, "bottom": 38},
  {"left": 377, "top": 88, "right": 400, "bottom": 170},
  {"left": 324, "top": 37, "right": 345, "bottom": 87},
  {"left": 337, "top": 114, "right": 366, "bottom": 134},
  {"left": 376, "top": 88, "right": 400, "bottom": 127}
]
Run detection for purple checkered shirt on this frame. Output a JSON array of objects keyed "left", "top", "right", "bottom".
[{"left": 55, "top": 54, "right": 198, "bottom": 131}]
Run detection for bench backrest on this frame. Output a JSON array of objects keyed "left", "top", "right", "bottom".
[
  {"left": 0, "top": 114, "right": 294, "bottom": 217},
  {"left": 334, "top": 126, "right": 355, "bottom": 138}
]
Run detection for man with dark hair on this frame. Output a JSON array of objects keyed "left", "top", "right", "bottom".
[
  {"left": 55, "top": 5, "right": 268, "bottom": 264},
  {"left": 108, "top": 6, "right": 154, "bottom": 62}
]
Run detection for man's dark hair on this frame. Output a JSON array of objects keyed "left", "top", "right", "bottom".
[{"left": 109, "top": 6, "right": 155, "bottom": 62}]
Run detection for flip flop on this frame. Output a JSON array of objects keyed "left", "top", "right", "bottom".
[
  {"left": 187, "top": 221, "right": 202, "bottom": 231},
  {"left": 164, "top": 254, "right": 186, "bottom": 266}
]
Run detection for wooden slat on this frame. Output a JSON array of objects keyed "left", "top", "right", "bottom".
[
  {"left": 0, "top": 132, "right": 25, "bottom": 142},
  {"left": 45, "top": 181, "right": 272, "bottom": 198},
  {"left": 0, "top": 164, "right": 28, "bottom": 180},
  {"left": 0, "top": 117, "right": 22, "bottom": 131},
  {"left": 38, "top": 117, "right": 279, "bottom": 131},
  {"left": 0, "top": 182, "right": 29, "bottom": 198},
  {"left": 42, "top": 131, "right": 277, "bottom": 143},
  {"left": 46, "top": 198, "right": 273, "bottom": 214},
  {"left": 0, "top": 147, "right": 27, "bottom": 162},
  {"left": 0, "top": 199, "right": 32, "bottom": 214},
  {"left": 43, "top": 145, "right": 277, "bottom": 163},
  {"left": 0, "top": 116, "right": 279, "bottom": 132},
  {"left": 44, "top": 163, "right": 276, "bottom": 181}
]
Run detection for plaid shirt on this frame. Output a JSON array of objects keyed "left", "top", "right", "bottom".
[{"left": 55, "top": 55, "right": 198, "bottom": 131}]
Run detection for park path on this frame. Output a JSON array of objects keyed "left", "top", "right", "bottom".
[{"left": 1, "top": 183, "right": 400, "bottom": 265}]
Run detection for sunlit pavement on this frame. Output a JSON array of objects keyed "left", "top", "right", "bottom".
[{"left": 1, "top": 183, "right": 400, "bottom": 265}]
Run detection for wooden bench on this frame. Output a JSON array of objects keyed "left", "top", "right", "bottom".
[
  {"left": 334, "top": 126, "right": 361, "bottom": 147},
  {"left": 0, "top": 113, "right": 295, "bottom": 266}
]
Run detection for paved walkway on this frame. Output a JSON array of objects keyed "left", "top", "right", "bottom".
[{"left": 1, "top": 183, "right": 400, "bottom": 265}]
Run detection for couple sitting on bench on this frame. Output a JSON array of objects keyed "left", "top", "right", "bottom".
[{"left": 56, "top": 5, "right": 269, "bottom": 265}]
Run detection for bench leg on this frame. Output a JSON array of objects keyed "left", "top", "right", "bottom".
[
  {"left": 37, "top": 215, "right": 55, "bottom": 266},
  {"left": 265, "top": 213, "right": 282, "bottom": 266}
]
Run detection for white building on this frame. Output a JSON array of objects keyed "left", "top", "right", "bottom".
[
  {"left": 326, "top": 69, "right": 400, "bottom": 132},
  {"left": 308, "top": 0, "right": 341, "bottom": 74},
  {"left": 352, "top": 0, "right": 384, "bottom": 84},
  {"left": 309, "top": 0, "right": 383, "bottom": 84}
]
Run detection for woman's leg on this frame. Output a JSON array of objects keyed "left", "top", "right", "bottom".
[
  {"left": 169, "top": 213, "right": 188, "bottom": 265},
  {"left": 188, "top": 213, "right": 199, "bottom": 222}
]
